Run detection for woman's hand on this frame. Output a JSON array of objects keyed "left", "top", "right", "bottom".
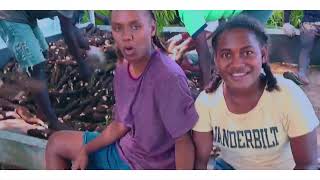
[{"left": 72, "top": 146, "right": 89, "bottom": 170}]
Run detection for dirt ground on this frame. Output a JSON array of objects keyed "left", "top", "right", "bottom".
[
  {"left": 270, "top": 63, "right": 320, "bottom": 165},
  {"left": 304, "top": 69, "right": 320, "bottom": 165}
]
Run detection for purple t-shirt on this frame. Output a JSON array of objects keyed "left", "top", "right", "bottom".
[{"left": 114, "top": 50, "right": 198, "bottom": 169}]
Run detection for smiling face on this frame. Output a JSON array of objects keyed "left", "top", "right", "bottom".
[
  {"left": 111, "top": 10, "right": 156, "bottom": 64},
  {"left": 215, "top": 28, "right": 267, "bottom": 91}
]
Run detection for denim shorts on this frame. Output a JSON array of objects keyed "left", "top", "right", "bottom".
[
  {"left": 0, "top": 20, "right": 47, "bottom": 71},
  {"left": 83, "top": 131, "right": 131, "bottom": 170},
  {"left": 211, "top": 158, "right": 235, "bottom": 170}
]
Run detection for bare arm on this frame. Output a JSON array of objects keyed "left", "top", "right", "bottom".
[
  {"left": 192, "top": 131, "right": 213, "bottom": 169},
  {"left": 290, "top": 128, "right": 318, "bottom": 170},
  {"left": 58, "top": 15, "right": 92, "bottom": 79},
  {"left": 58, "top": 15, "right": 89, "bottom": 58},
  {"left": 175, "top": 131, "right": 195, "bottom": 169},
  {"left": 194, "top": 31, "right": 212, "bottom": 89}
]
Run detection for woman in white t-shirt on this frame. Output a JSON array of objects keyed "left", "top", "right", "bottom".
[{"left": 193, "top": 15, "right": 319, "bottom": 170}]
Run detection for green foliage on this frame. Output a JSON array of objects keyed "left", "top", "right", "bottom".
[
  {"left": 266, "top": 10, "right": 283, "bottom": 28},
  {"left": 153, "top": 10, "right": 305, "bottom": 31},
  {"left": 153, "top": 10, "right": 179, "bottom": 33},
  {"left": 81, "top": 10, "right": 180, "bottom": 33},
  {"left": 80, "top": 10, "right": 305, "bottom": 31},
  {"left": 290, "top": 10, "right": 304, "bottom": 27},
  {"left": 82, "top": 10, "right": 110, "bottom": 25},
  {"left": 266, "top": 10, "right": 304, "bottom": 28}
]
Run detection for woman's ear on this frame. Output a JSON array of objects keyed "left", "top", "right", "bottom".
[
  {"left": 213, "top": 52, "right": 219, "bottom": 65},
  {"left": 212, "top": 62, "right": 220, "bottom": 74},
  {"left": 261, "top": 46, "right": 269, "bottom": 64},
  {"left": 151, "top": 19, "right": 156, "bottom": 37}
]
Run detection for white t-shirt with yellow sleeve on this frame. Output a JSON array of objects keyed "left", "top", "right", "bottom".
[{"left": 193, "top": 75, "right": 319, "bottom": 170}]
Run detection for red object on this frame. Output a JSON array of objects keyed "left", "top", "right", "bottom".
[{"left": 181, "top": 32, "right": 190, "bottom": 40}]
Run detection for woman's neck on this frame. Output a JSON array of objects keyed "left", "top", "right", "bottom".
[
  {"left": 129, "top": 48, "right": 155, "bottom": 78},
  {"left": 223, "top": 79, "right": 265, "bottom": 114}
]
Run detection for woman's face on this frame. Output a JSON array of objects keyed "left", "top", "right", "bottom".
[
  {"left": 215, "top": 28, "right": 267, "bottom": 91},
  {"left": 111, "top": 11, "right": 156, "bottom": 63}
]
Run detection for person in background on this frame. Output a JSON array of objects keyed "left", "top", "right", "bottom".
[
  {"left": 0, "top": 10, "right": 96, "bottom": 130},
  {"left": 283, "top": 10, "right": 320, "bottom": 85}
]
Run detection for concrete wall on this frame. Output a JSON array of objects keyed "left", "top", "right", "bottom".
[
  {"left": 0, "top": 131, "right": 47, "bottom": 169},
  {"left": 162, "top": 27, "right": 320, "bottom": 66},
  {"left": 1, "top": 24, "right": 319, "bottom": 69},
  {"left": 269, "top": 33, "right": 320, "bottom": 65}
]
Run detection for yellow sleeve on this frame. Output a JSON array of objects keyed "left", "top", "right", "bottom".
[
  {"left": 281, "top": 79, "right": 319, "bottom": 137},
  {"left": 193, "top": 91, "right": 213, "bottom": 132}
]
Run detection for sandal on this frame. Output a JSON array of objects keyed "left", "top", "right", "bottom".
[{"left": 283, "top": 71, "right": 304, "bottom": 86}]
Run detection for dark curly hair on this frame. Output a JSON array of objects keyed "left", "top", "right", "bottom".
[
  {"left": 205, "top": 15, "right": 279, "bottom": 93},
  {"left": 111, "top": 10, "right": 166, "bottom": 59}
]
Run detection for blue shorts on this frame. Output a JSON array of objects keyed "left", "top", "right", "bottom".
[
  {"left": 212, "top": 158, "right": 235, "bottom": 170},
  {"left": 82, "top": 131, "right": 131, "bottom": 170},
  {"left": 0, "top": 20, "right": 47, "bottom": 71}
]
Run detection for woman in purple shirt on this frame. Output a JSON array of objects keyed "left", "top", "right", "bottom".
[{"left": 45, "top": 10, "right": 198, "bottom": 170}]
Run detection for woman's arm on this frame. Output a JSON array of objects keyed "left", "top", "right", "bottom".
[
  {"left": 175, "top": 131, "right": 195, "bottom": 170},
  {"left": 193, "top": 131, "right": 213, "bottom": 169},
  {"left": 290, "top": 128, "right": 318, "bottom": 170}
]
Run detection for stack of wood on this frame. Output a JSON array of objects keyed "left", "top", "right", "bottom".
[
  {"left": 0, "top": 99, "right": 47, "bottom": 137},
  {"left": 0, "top": 30, "right": 118, "bottom": 138}
]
